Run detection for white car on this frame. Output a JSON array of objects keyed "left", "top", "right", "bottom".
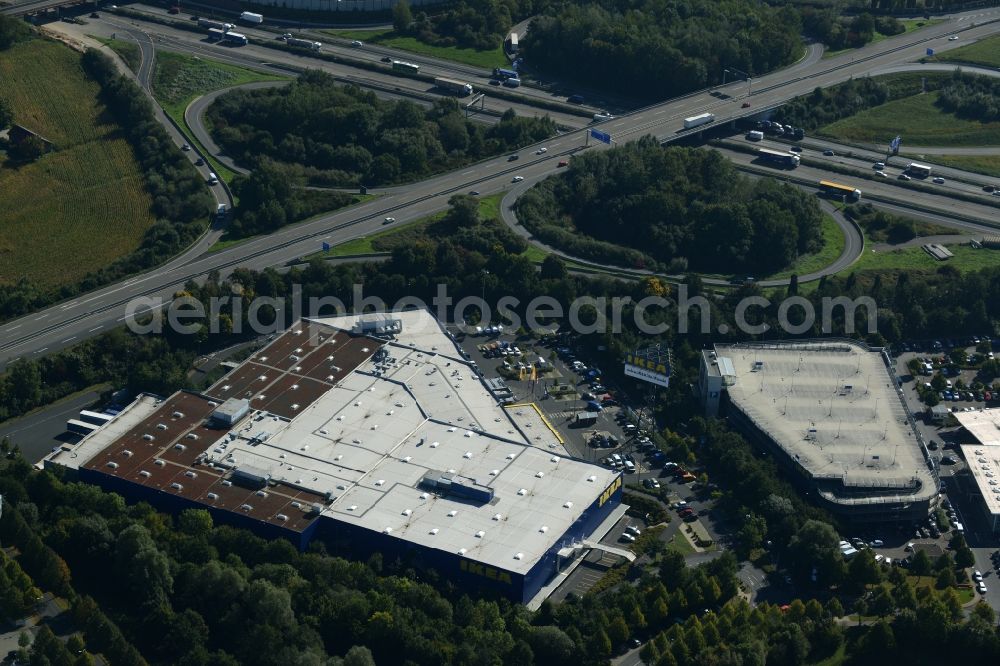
[
  {"left": 875, "top": 171, "right": 888, "bottom": 177},
  {"left": 351, "top": 40, "right": 363, "bottom": 47},
  {"left": 383, "top": 217, "right": 395, "bottom": 224},
  {"left": 536, "top": 147, "right": 547, "bottom": 154},
  {"left": 975, "top": 570, "right": 984, "bottom": 582},
  {"left": 873, "top": 162, "right": 885, "bottom": 170},
  {"left": 949, "top": 35, "right": 959, "bottom": 41},
  {"left": 512, "top": 176, "right": 524, "bottom": 183},
  {"left": 871, "top": 539, "right": 884, "bottom": 547},
  {"left": 620, "top": 532, "right": 636, "bottom": 543},
  {"left": 978, "top": 582, "right": 988, "bottom": 594}
]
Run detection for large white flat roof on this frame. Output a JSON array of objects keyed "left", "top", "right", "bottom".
[
  {"left": 954, "top": 409, "right": 1000, "bottom": 516},
  {"left": 719, "top": 341, "right": 935, "bottom": 505},
  {"left": 57, "top": 310, "right": 617, "bottom": 575}
]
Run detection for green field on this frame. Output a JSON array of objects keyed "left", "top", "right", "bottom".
[
  {"left": 0, "top": 39, "right": 156, "bottom": 288},
  {"left": 823, "top": 19, "right": 942, "bottom": 59},
  {"left": 925, "top": 154, "right": 1000, "bottom": 180},
  {"left": 152, "top": 50, "right": 288, "bottom": 184},
  {"left": 934, "top": 33, "right": 1000, "bottom": 68},
  {"left": 323, "top": 27, "right": 508, "bottom": 69},
  {"left": 764, "top": 215, "right": 846, "bottom": 280},
  {"left": 819, "top": 91, "right": 1000, "bottom": 147},
  {"left": 851, "top": 240, "right": 1000, "bottom": 274}
]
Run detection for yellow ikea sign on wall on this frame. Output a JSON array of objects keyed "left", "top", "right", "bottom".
[
  {"left": 599, "top": 476, "right": 622, "bottom": 507},
  {"left": 460, "top": 559, "right": 513, "bottom": 585}
]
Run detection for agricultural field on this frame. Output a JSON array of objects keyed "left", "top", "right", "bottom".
[
  {"left": 933, "top": 33, "right": 1000, "bottom": 68},
  {"left": 0, "top": 38, "right": 155, "bottom": 288},
  {"left": 323, "top": 27, "right": 507, "bottom": 69},
  {"left": 819, "top": 92, "right": 1000, "bottom": 147}
]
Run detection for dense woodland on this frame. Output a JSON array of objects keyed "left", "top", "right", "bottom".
[
  {"left": 514, "top": 140, "right": 824, "bottom": 275},
  {"left": 207, "top": 71, "right": 556, "bottom": 187},
  {"left": 523, "top": 0, "right": 802, "bottom": 100},
  {"left": 0, "top": 46, "right": 213, "bottom": 325},
  {"left": 937, "top": 70, "right": 1000, "bottom": 122}
]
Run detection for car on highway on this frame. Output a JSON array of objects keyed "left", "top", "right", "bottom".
[
  {"left": 984, "top": 185, "right": 996, "bottom": 192},
  {"left": 507, "top": 154, "right": 519, "bottom": 161},
  {"left": 381, "top": 56, "right": 393, "bottom": 62},
  {"left": 790, "top": 146, "right": 802, "bottom": 152},
  {"left": 898, "top": 173, "right": 911, "bottom": 181},
  {"left": 536, "top": 147, "right": 547, "bottom": 154},
  {"left": 512, "top": 176, "right": 524, "bottom": 182},
  {"left": 351, "top": 40, "right": 363, "bottom": 47},
  {"left": 875, "top": 171, "right": 888, "bottom": 177},
  {"left": 993, "top": 191, "right": 1000, "bottom": 197},
  {"left": 558, "top": 160, "right": 568, "bottom": 167},
  {"left": 741, "top": 101, "right": 751, "bottom": 108},
  {"left": 181, "top": 143, "right": 191, "bottom": 151},
  {"left": 949, "top": 35, "right": 959, "bottom": 41},
  {"left": 873, "top": 162, "right": 885, "bottom": 170},
  {"left": 823, "top": 149, "right": 835, "bottom": 156},
  {"left": 195, "top": 157, "right": 204, "bottom": 166},
  {"left": 469, "top": 190, "right": 480, "bottom": 196},
  {"left": 933, "top": 177, "right": 945, "bottom": 184},
  {"left": 383, "top": 217, "right": 395, "bottom": 225}
]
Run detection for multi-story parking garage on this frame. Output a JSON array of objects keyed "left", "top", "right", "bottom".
[
  {"left": 700, "top": 340, "right": 938, "bottom": 523},
  {"left": 42, "top": 311, "right": 624, "bottom": 604}
]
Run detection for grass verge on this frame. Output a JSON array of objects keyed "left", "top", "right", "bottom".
[
  {"left": 91, "top": 36, "right": 140, "bottom": 73},
  {"left": 818, "top": 91, "right": 1000, "bottom": 147},
  {"left": 851, "top": 238, "right": 997, "bottom": 274},
  {"left": 322, "top": 28, "right": 508, "bottom": 69},
  {"left": 925, "top": 154, "right": 1000, "bottom": 180},
  {"left": 152, "top": 50, "right": 288, "bottom": 185},
  {"left": 0, "top": 39, "right": 156, "bottom": 289},
  {"left": 932, "top": 33, "right": 1000, "bottom": 68},
  {"left": 823, "top": 19, "right": 942, "bottom": 59},
  {"left": 764, "top": 214, "right": 846, "bottom": 280}
]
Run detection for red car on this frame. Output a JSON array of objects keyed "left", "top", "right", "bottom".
[
  {"left": 557, "top": 160, "right": 568, "bottom": 167},
  {"left": 678, "top": 507, "right": 694, "bottom": 517},
  {"left": 986, "top": 391, "right": 993, "bottom": 402}
]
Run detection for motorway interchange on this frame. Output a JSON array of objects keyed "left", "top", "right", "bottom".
[{"left": 2, "top": 5, "right": 1000, "bottom": 371}]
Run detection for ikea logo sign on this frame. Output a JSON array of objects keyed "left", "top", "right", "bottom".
[
  {"left": 625, "top": 354, "right": 669, "bottom": 375},
  {"left": 599, "top": 476, "right": 622, "bottom": 507},
  {"left": 460, "top": 560, "right": 513, "bottom": 585}
]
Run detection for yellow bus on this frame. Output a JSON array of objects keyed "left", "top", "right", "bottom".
[{"left": 818, "top": 180, "right": 861, "bottom": 201}]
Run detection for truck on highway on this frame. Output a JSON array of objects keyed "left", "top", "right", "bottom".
[
  {"left": 819, "top": 180, "right": 861, "bottom": 201},
  {"left": 222, "top": 31, "right": 248, "bottom": 46},
  {"left": 907, "top": 162, "right": 933, "bottom": 177},
  {"left": 502, "top": 77, "right": 521, "bottom": 88},
  {"left": 240, "top": 11, "right": 264, "bottom": 24},
  {"left": 755, "top": 147, "right": 800, "bottom": 168},
  {"left": 746, "top": 130, "right": 763, "bottom": 141},
  {"left": 392, "top": 60, "right": 420, "bottom": 74},
  {"left": 207, "top": 27, "right": 226, "bottom": 41},
  {"left": 493, "top": 67, "right": 518, "bottom": 80},
  {"left": 683, "top": 112, "right": 715, "bottom": 129},
  {"left": 434, "top": 77, "right": 473, "bottom": 96},
  {"left": 287, "top": 37, "right": 322, "bottom": 51},
  {"left": 198, "top": 18, "right": 233, "bottom": 31}
]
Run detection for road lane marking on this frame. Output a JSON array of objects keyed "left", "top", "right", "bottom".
[
  {"left": 62, "top": 337, "right": 76, "bottom": 343},
  {"left": 7, "top": 325, "right": 20, "bottom": 331},
  {"left": 36, "top": 348, "right": 47, "bottom": 354},
  {"left": 89, "top": 326, "right": 102, "bottom": 332}
]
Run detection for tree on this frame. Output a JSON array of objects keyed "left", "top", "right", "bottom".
[
  {"left": 0, "top": 97, "right": 12, "bottom": 132},
  {"left": 955, "top": 546, "right": 975, "bottom": 569},
  {"left": 392, "top": 0, "right": 413, "bottom": 33},
  {"left": 825, "top": 597, "right": 844, "bottom": 618},
  {"left": 910, "top": 549, "right": 932, "bottom": 576},
  {"left": 540, "top": 255, "right": 568, "bottom": 281},
  {"left": 937, "top": 567, "right": 958, "bottom": 590},
  {"left": 10, "top": 134, "right": 46, "bottom": 161}
]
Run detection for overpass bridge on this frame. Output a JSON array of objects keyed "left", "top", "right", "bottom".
[{"left": 1, "top": 0, "right": 96, "bottom": 18}]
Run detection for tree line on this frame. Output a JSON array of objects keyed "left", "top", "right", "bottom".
[
  {"left": 514, "top": 139, "right": 824, "bottom": 275},
  {"left": 523, "top": 0, "right": 803, "bottom": 100},
  {"left": 0, "top": 47, "right": 214, "bottom": 325},
  {"left": 937, "top": 69, "right": 1000, "bottom": 122},
  {"left": 207, "top": 70, "right": 556, "bottom": 187}
]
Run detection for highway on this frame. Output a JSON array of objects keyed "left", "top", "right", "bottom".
[
  {"left": 88, "top": 7, "right": 593, "bottom": 129},
  {"left": 3, "top": 8, "right": 1000, "bottom": 372}
]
